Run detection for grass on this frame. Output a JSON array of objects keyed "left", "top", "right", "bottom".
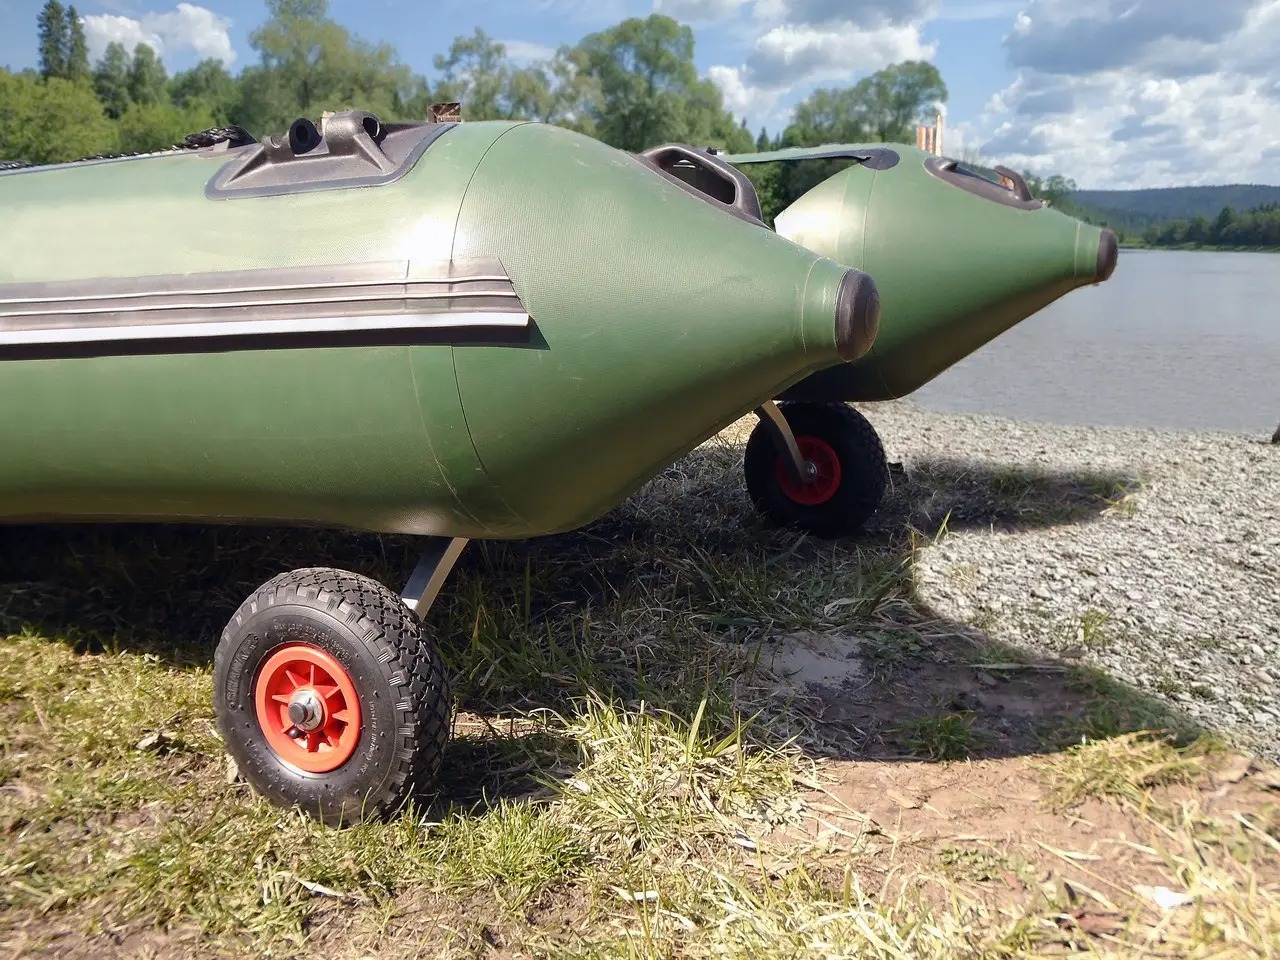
[
  {"left": 1043, "top": 669, "right": 1197, "bottom": 749},
  {"left": 1077, "top": 608, "right": 1113, "bottom": 649},
  {"left": 1038, "top": 731, "right": 1208, "bottom": 811},
  {"left": 1, "top": 412, "right": 1276, "bottom": 959},
  {"left": 937, "top": 845, "right": 1035, "bottom": 884},
  {"left": 904, "top": 459, "right": 1144, "bottom": 530},
  {"left": 891, "top": 710, "right": 985, "bottom": 761}
]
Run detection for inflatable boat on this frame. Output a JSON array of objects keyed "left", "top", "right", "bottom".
[
  {"left": 643, "top": 141, "right": 1119, "bottom": 536},
  {"left": 0, "top": 112, "right": 879, "bottom": 825}
]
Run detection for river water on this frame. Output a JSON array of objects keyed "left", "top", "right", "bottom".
[{"left": 910, "top": 249, "right": 1280, "bottom": 437}]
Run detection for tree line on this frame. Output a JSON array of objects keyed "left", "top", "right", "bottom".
[
  {"left": 1009, "top": 175, "right": 1280, "bottom": 251},
  {"left": 12, "top": 0, "right": 1272, "bottom": 249},
  {"left": 3, "top": 0, "right": 945, "bottom": 180},
  {"left": 1137, "top": 204, "right": 1280, "bottom": 250},
  {"left": 1059, "top": 199, "right": 1280, "bottom": 251}
]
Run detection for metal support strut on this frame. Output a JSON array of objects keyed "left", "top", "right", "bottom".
[
  {"left": 400, "top": 536, "right": 469, "bottom": 620},
  {"left": 754, "top": 401, "right": 816, "bottom": 487}
]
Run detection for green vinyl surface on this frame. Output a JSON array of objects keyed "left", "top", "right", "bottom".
[
  {"left": 0, "top": 121, "right": 858, "bottom": 537},
  {"left": 725, "top": 143, "right": 1113, "bottom": 402}
]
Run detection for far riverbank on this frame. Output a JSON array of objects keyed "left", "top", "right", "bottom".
[{"left": 1120, "top": 242, "right": 1280, "bottom": 253}]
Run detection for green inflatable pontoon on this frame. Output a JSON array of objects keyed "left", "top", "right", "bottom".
[
  {"left": 642, "top": 141, "right": 1119, "bottom": 537},
  {"left": 0, "top": 113, "right": 881, "bottom": 825}
]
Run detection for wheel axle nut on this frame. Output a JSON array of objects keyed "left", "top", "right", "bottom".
[{"left": 287, "top": 690, "right": 324, "bottom": 731}]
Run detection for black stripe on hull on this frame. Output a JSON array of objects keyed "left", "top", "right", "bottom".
[
  {"left": 0, "top": 257, "right": 534, "bottom": 360},
  {"left": 0, "top": 321, "right": 541, "bottom": 362}
]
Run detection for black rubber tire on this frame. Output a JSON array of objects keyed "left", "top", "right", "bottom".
[
  {"left": 743, "top": 401, "right": 889, "bottom": 538},
  {"left": 213, "top": 567, "right": 452, "bottom": 827}
]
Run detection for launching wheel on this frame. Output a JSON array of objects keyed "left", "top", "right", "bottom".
[
  {"left": 213, "top": 566, "right": 453, "bottom": 827},
  {"left": 744, "top": 401, "right": 888, "bottom": 538}
]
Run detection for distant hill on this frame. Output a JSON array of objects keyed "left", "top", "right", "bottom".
[{"left": 1067, "top": 185, "right": 1280, "bottom": 222}]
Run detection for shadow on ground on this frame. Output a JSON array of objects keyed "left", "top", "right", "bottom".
[{"left": 0, "top": 443, "right": 1184, "bottom": 808}]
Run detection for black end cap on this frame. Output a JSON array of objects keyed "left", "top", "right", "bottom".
[
  {"left": 834, "top": 268, "right": 881, "bottom": 362},
  {"left": 1097, "top": 228, "right": 1118, "bottom": 282}
]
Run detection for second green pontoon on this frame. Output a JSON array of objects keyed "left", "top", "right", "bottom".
[{"left": 642, "top": 141, "right": 1119, "bottom": 536}]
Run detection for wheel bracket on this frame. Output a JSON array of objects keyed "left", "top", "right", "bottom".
[
  {"left": 400, "top": 536, "right": 469, "bottom": 620},
  {"left": 754, "top": 401, "right": 816, "bottom": 487}
]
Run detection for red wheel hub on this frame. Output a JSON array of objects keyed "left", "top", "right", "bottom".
[
  {"left": 775, "top": 436, "right": 842, "bottom": 506},
  {"left": 254, "top": 643, "right": 362, "bottom": 773}
]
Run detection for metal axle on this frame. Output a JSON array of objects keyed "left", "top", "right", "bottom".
[
  {"left": 400, "top": 536, "right": 469, "bottom": 620},
  {"left": 288, "top": 690, "right": 325, "bottom": 731},
  {"left": 754, "top": 401, "right": 816, "bottom": 487}
]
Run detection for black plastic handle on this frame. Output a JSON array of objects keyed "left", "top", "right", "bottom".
[
  {"left": 638, "top": 143, "right": 765, "bottom": 224},
  {"left": 993, "top": 165, "right": 1034, "bottom": 202},
  {"left": 923, "top": 157, "right": 1047, "bottom": 211}
]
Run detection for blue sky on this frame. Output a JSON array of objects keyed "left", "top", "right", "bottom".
[{"left": 2, "top": 0, "right": 1278, "bottom": 189}]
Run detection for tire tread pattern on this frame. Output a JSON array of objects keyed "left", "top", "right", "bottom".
[
  {"left": 215, "top": 566, "right": 451, "bottom": 825},
  {"left": 744, "top": 401, "right": 889, "bottom": 538}
]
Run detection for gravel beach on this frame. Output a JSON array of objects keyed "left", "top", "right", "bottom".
[{"left": 861, "top": 399, "right": 1280, "bottom": 760}]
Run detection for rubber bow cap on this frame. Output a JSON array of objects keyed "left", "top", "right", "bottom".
[
  {"left": 1097, "top": 228, "right": 1118, "bottom": 282},
  {"left": 834, "top": 267, "right": 880, "bottom": 362}
]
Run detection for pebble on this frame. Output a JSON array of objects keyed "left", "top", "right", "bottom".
[{"left": 865, "top": 400, "right": 1280, "bottom": 761}]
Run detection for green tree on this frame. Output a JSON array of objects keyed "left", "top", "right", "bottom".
[
  {"left": 507, "top": 52, "right": 599, "bottom": 132},
  {"left": 784, "top": 62, "right": 946, "bottom": 148},
  {"left": 66, "top": 6, "right": 89, "bottom": 82},
  {"left": 859, "top": 60, "right": 947, "bottom": 143},
  {"left": 37, "top": 0, "right": 69, "bottom": 79},
  {"left": 786, "top": 87, "right": 871, "bottom": 145},
  {"left": 738, "top": 162, "right": 786, "bottom": 226},
  {"left": 431, "top": 28, "right": 511, "bottom": 120},
  {"left": 170, "top": 58, "right": 238, "bottom": 124},
  {"left": 573, "top": 15, "right": 742, "bottom": 151},
  {"left": 0, "top": 69, "right": 117, "bottom": 163},
  {"left": 681, "top": 74, "right": 753, "bottom": 152},
  {"left": 92, "top": 42, "right": 132, "bottom": 118},
  {"left": 1022, "top": 172, "right": 1077, "bottom": 207},
  {"left": 1211, "top": 206, "right": 1234, "bottom": 244},
  {"left": 128, "top": 44, "right": 168, "bottom": 106},
  {"left": 762, "top": 61, "right": 949, "bottom": 220},
  {"left": 235, "top": 0, "right": 427, "bottom": 136},
  {"left": 426, "top": 32, "right": 599, "bottom": 130},
  {"left": 117, "top": 100, "right": 218, "bottom": 153}
]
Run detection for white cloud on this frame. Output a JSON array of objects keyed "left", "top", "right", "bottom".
[
  {"left": 708, "top": 64, "right": 758, "bottom": 116},
  {"left": 939, "top": 117, "right": 982, "bottom": 158},
  {"left": 81, "top": 14, "right": 161, "bottom": 60},
  {"left": 703, "top": 0, "right": 940, "bottom": 128},
  {"left": 708, "top": 64, "right": 792, "bottom": 131},
  {"left": 709, "top": 63, "right": 795, "bottom": 133},
  {"left": 745, "top": 20, "right": 935, "bottom": 88},
  {"left": 653, "top": 0, "right": 750, "bottom": 20},
  {"left": 934, "top": 0, "right": 1024, "bottom": 21},
  {"left": 1004, "top": 0, "right": 1259, "bottom": 76},
  {"left": 695, "top": 0, "right": 1280, "bottom": 188},
  {"left": 534, "top": 0, "right": 634, "bottom": 22},
  {"left": 975, "top": 1, "right": 1280, "bottom": 187},
  {"left": 499, "top": 39, "right": 558, "bottom": 63},
  {"left": 776, "top": 0, "right": 936, "bottom": 26},
  {"left": 81, "top": 3, "right": 235, "bottom": 67},
  {"left": 989, "top": 72, "right": 1280, "bottom": 188}
]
